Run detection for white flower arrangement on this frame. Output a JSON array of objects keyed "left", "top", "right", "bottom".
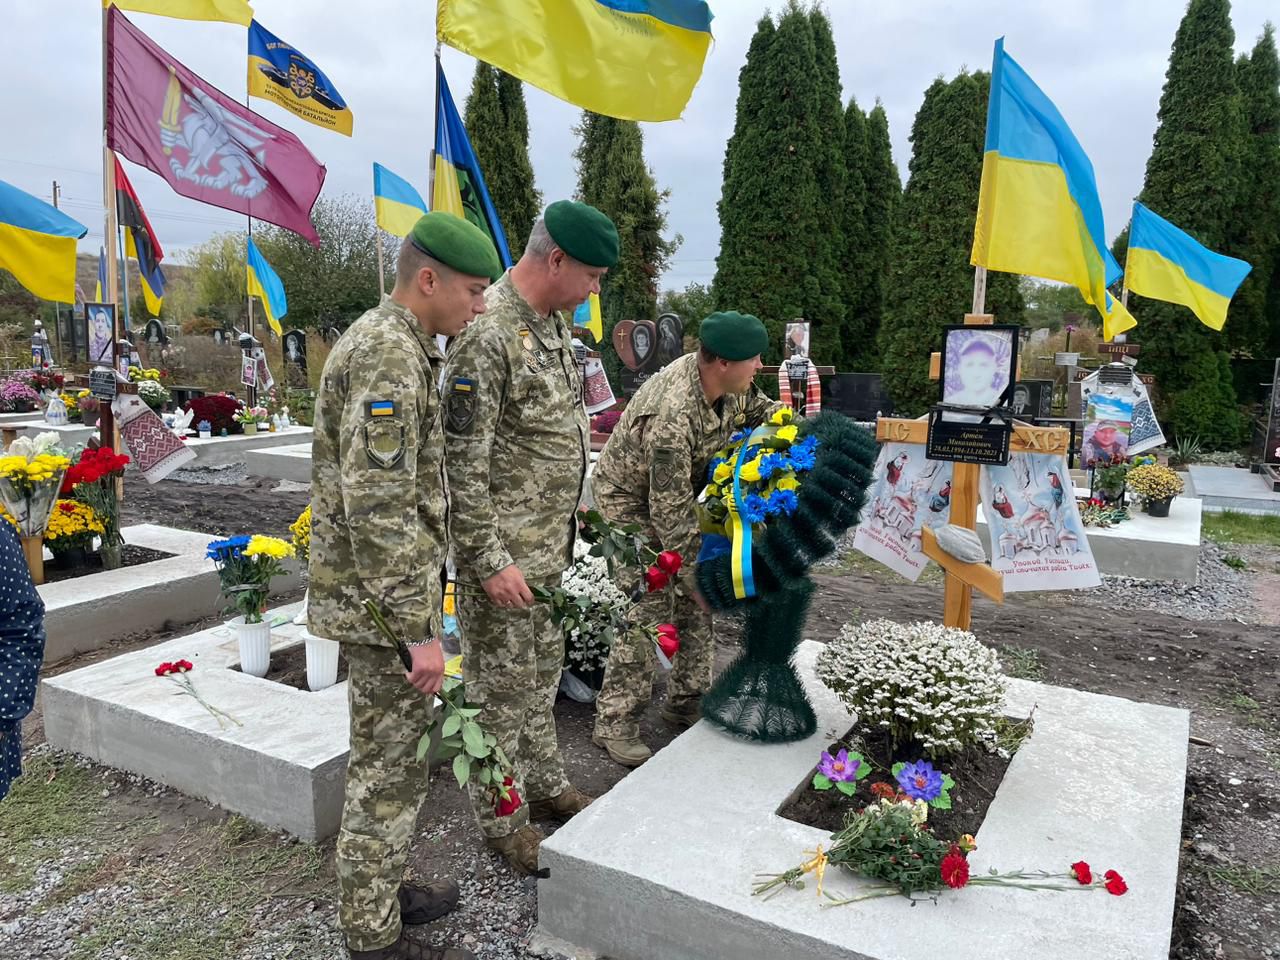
[
  {"left": 135, "top": 378, "right": 171, "bottom": 410},
  {"left": 815, "top": 619, "right": 1007, "bottom": 758},
  {"left": 560, "top": 538, "right": 630, "bottom": 673}
]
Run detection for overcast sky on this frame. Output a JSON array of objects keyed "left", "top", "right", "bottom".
[{"left": 1, "top": 1, "right": 1273, "bottom": 292}]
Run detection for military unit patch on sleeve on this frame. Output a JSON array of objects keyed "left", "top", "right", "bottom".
[
  {"left": 367, "top": 399, "right": 397, "bottom": 418},
  {"left": 652, "top": 446, "right": 677, "bottom": 492},
  {"left": 445, "top": 376, "right": 477, "bottom": 434}
]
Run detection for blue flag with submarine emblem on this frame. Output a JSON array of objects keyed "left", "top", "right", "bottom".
[{"left": 248, "top": 20, "right": 352, "bottom": 137}]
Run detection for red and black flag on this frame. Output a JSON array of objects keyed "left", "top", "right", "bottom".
[{"left": 114, "top": 157, "right": 166, "bottom": 316}]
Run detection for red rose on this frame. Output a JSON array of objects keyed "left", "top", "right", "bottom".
[
  {"left": 174, "top": 659, "right": 194, "bottom": 672},
  {"left": 155, "top": 662, "right": 175, "bottom": 676},
  {"left": 1103, "top": 869, "right": 1128, "bottom": 896},
  {"left": 656, "top": 550, "right": 683, "bottom": 576},
  {"left": 940, "top": 852, "right": 969, "bottom": 889},
  {"left": 643, "top": 566, "right": 670, "bottom": 592},
  {"left": 494, "top": 776, "right": 523, "bottom": 817},
  {"left": 656, "top": 623, "right": 680, "bottom": 658},
  {"left": 1071, "top": 860, "right": 1093, "bottom": 885}
]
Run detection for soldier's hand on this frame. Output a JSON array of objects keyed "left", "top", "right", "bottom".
[
  {"left": 483, "top": 564, "right": 535, "bottom": 609},
  {"left": 405, "top": 641, "right": 446, "bottom": 696}
]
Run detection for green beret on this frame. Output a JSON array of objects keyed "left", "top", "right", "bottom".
[
  {"left": 698, "top": 311, "right": 769, "bottom": 361},
  {"left": 544, "top": 200, "right": 619, "bottom": 268},
  {"left": 408, "top": 212, "right": 502, "bottom": 282}
]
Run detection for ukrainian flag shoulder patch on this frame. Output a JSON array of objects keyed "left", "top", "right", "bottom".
[
  {"left": 368, "top": 400, "right": 397, "bottom": 418},
  {"left": 452, "top": 377, "right": 475, "bottom": 393}
]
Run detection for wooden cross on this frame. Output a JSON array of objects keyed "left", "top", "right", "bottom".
[{"left": 874, "top": 313, "right": 1070, "bottom": 631}]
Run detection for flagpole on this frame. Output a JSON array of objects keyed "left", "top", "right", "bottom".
[
  {"left": 101, "top": 3, "right": 121, "bottom": 461},
  {"left": 243, "top": 86, "right": 257, "bottom": 408},
  {"left": 427, "top": 45, "right": 442, "bottom": 211},
  {"left": 971, "top": 266, "right": 988, "bottom": 315},
  {"left": 117, "top": 225, "right": 132, "bottom": 343},
  {"left": 375, "top": 211, "right": 387, "bottom": 298}
]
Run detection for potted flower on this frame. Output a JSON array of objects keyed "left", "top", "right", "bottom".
[
  {"left": 77, "top": 393, "right": 101, "bottom": 429},
  {"left": 1091, "top": 457, "right": 1129, "bottom": 506},
  {"left": 62, "top": 446, "right": 131, "bottom": 569},
  {"left": 208, "top": 534, "right": 295, "bottom": 677},
  {"left": 1126, "top": 463, "right": 1184, "bottom": 517},
  {"left": 60, "top": 392, "right": 83, "bottom": 423},
  {"left": 135, "top": 378, "right": 171, "bottom": 412},
  {"left": 197, "top": 419, "right": 212, "bottom": 440},
  {"left": 0, "top": 432, "right": 71, "bottom": 583},
  {"left": 0, "top": 378, "right": 41, "bottom": 413},
  {"left": 233, "top": 406, "right": 269, "bottom": 435},
  {"left": 44, "top": 499, "right": 105, "bottom": 569}
]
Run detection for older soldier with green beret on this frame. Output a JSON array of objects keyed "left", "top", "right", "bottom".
[
  {"left": 443, "top": 201, "right": 617, "bottom": 874},
  {"left": 310, "top": 212, "right": 500, "bottom": 960},
  {"left": 592, "top": 311, "right": 784, "bottom": 767}
]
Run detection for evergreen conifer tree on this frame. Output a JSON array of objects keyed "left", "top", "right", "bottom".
[
  {"left": 806, "top": 7, "right": 848, "bottom": 365},
  {"left": 1129, "top": 0, "right": 1246, "bottom": 445},
  {"left": 464, "top": 63, "right": 541, "bottom": 255},
  {"left": 878, "top": 72, "right": 1023, "bottom": 414},
  {"left": 574, "top": 114, "right": 677, "bottom": 391},
  {"left": 853, "top": 102, "right": 901, "bottom": 370},
  {"left": 841, "top": 97, "right": 869, "bottom": 367}
]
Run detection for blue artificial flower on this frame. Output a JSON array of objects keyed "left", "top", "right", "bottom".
[
  {"left": 729, "top": 430, "right": 747, "bottom": 444},
  {"left": 206, "top": 535, "right": 251, "bottom": 561},
  {"left": 706, "top": 457, "right": 726, "bottom": 482},
  {"left": 790, "top": 436, "right": 819, "bottom": 471},
  {"left": 895, "top": 760, "right": 944, "bottom": 802},
  {"left": 758, "top": 453, "right": 790, "bottom": 480},
  {"left": 742, "top": 494, "right": 768, "bottom": 524},
  {"left": 766, "top": 489, "right": 799, "bottom": 516}
]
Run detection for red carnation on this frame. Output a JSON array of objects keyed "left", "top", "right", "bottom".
[
  {"left": 155, "top": 662, "right": 175, "bottom": 677},
  {"left": 869, "top": 782, "right": 897, "bottom": 801},
  {"left": 494, "top": 776, "right": 523, "bottom": 817},
  {"left": 643, "top": 565, "right": 670, "bottom": 592},
  {"left": 1103, "top": 869, "right": 1128, "bottom": 896},
  {"left": 656, "top": 623, "right": 680, "bottom": 658},
  {"left": 940, "top": 852, "right": 970, "bottom": 889},
  {"left": 656, "top": 550, "right": 683, "bottom": 576},
  {"left": 174, "top": 659, "right": 194, "bottom": 672},
  {"left": 1071, "top": 860, "right": 1093, "bottom": 885}
]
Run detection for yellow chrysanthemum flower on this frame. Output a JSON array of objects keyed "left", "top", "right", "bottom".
[
  {"left": 244, "top": 535, "right": 296, "bottom": 560},
  {"left": 769, "top": 407, "right": 795, "bottom": 426},
  {"left": 776, "top": 424, "right": 799, "bottom": 443}
]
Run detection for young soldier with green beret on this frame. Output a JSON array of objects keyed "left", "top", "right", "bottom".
[
  {"left": 310, "top": 212, "right": 500, "bottom": 960},
  {"left": 443, "top": 201, "right": 618, "bottom": 874},
  {"left": 591, "top": 311, "right": 786, "bottom": 767}
]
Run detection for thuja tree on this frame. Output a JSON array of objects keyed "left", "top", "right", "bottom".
[
  {"left": 878, "top": 72, "right": 1023, "bottom": 414},
  {"left": 1127, "top": 0, "right": 1246, "bottom": 446},
  {"left": 574, "top": 113, "right": 677, "bottom": 391},
  {"left": 464, "top": 63, "right": 541, "bottom": 254},
  {"left": 847, "top": 101, "right": 901, "bottom": 371}
]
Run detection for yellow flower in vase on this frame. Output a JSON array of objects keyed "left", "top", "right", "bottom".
[{"left": 244, "top": 535, "right": 296, "bottom": 560}]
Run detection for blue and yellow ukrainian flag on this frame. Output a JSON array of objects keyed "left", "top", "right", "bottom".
[
  {"left": 248, "top": 20, "right": 353, "bottom": 137},
  {"left": 971, "top": 39, "right": 1136, "bottom": 341},
  {"left": 246, "top": 237, "right": 287, "bottom": 336},
  {"left": 373, "top": 163, "right": 428, "bottom": 239},
  {"left": 1125, "top": 202, "right": 1251, "bottom": 332},
  {"left": 0, "top": 179, "right": 88, "bottom": 304},
  {"left": 437, "top": 0, "right": 712, "bottom": 122},
  {"left": 94, "top": 246, "right": 107, "bottom": 302},
  {"left": 433, "top": 62, "right": 512, "bottom": 271},
  {"left": 573, "top": 293, "right": 603, "bottom": 342}
]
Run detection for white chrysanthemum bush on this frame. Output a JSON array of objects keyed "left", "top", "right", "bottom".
[
  {"left": 815, "top": 619, "right": 1007, "bottom": 758},
  {"left": 559, "top": 538, "right": 630, "bottom": 673}
]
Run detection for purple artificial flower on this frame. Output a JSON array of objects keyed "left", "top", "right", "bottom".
[
  {"left": 818, "top": 748, "right": 861, "bottom": 783},
  {"left": 895, "top": 760, "right": 944, "bottom": 801},
  {"left": 1065, "top": 323, "right": 1078, "bottom": 333}
]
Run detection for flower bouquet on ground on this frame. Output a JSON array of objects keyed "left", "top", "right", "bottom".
[
  {"left": 61, "top": 445, "right": 131, "bottom": 569},
  {"left": 208, "top": 534, "right": 295, "bottom": 677},
  {"left": 0, "top": 433, "right": 72, "bottom": 583},
  {"left": 558, "top": 537, "right": 630, "bottom": 684},
  {"left": 233, "top": 406, "right": 269, "bottom": 433},
  {"left": 44, "top": 500, "right": 105, "bottom": 569},
  {"left": 1125, "top": 463, "right": 1184, "bottom": 516},
  {"left": 77, "top": 392, "right": 101, "bottom": 428},
  {"left": 0, "top": 378, "right": 40, "bottom": 413},
  {"left": 154, "top": 659, "right": 241, "bottom": 729}
]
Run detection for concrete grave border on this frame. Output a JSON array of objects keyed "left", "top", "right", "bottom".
[
  {"left": 536, "top": 640, "right": 1188, "bottom": 960},
  {"left": 183, "top": 426, "right": 314, "bottom": 467},
  {"left": 244, "top": 442, "right": 312, "bottom": 483}
]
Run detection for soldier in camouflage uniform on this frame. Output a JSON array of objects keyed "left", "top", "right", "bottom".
[
  {"left": 443, "top": 201, "right": 619, "bottom": 874},
  {"left": 591, "top": 311, "right": 781, "bottom": 767},
  {"left": 310, "top": 213, "right": 500, "bottom": 960}
]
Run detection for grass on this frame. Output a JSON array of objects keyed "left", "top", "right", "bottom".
[
  {"left": 1205, "top": 865, "right": 1280, "bottom": 896},
  {"left": 0, "top": 754, "right": 105, "bottom": 892},
  {"left": 1202, "top": 509, "right": 1280, "bottom": 547},
  {"left": 999, "top": 645, "right": 1046, "bottom": 682},
  {"left": 1221, "top": 553, "right": 1248, "bottom": 570}
]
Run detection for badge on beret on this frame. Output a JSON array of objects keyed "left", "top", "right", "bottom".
[
  {"left": 652, "top": 446, "right": 677, "bottom": 493},
  {"left": 446, "top": 376, "right": 477, "bottom": 433},
  {"left": 364, "top": 417, "right": 406, "bottom": 469}
]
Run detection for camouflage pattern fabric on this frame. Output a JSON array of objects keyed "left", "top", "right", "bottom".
[
  {"left": 442, "top": 272, "right": 589, "bottom": 581},
  {"left": 455, "top": 575, "right": 569, "bottom": 837},
  {"left": 590, "top": 352, "right": 784, "bottom": 738},
  {"left": 335, "top": 643, "right": 433, "bottom": 952},
  {"left": 309, "top": 296, "right": 448, "bottom": 648}
]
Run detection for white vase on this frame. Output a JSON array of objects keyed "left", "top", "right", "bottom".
[
  {"left": 293, "top": 589, "right": 308, "bottom": 625},
  {"left": 303, "top": 630, "right": 340, "bottom": 691},
  {"left": 235, "top": 617, "right": 272, "bottom": 677}
]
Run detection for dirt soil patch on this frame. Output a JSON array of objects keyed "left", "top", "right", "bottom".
[
  {"left": 41, "top": 545, "right": 173, "bottom": 584},
  {"left": 231, "top": 639, "right": 349, "bottom": 690}
]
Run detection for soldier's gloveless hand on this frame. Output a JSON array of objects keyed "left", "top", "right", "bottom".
[
  {"left": 404, "top": 640, "right": 446, "bottom": 696},
  {"left": 482, "top": 564, "right": 535, "bottom": 609}
]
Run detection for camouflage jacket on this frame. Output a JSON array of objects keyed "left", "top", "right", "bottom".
[
  {"left": 308, "top": 296, "right": 447, "bottom": 648},
  {"left": 592, "top": 352, "right": 782, "bottom": 574},
  {"left": 442, "top": 273, "right": 589, "bottom": 582}
]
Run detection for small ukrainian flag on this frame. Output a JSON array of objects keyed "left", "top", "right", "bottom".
[{"left": 370, "top": 400, "right": 395, "bottom": 417}]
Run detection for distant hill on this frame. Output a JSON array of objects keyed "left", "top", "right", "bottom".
[{"left": 73, "top": 252, "right": 193, "bottom": 320}]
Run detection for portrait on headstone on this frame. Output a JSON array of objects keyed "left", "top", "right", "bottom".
[
  {"left": 655, "top": 313, "right": 684, "bottom": 367},
  {"left": 144, "top": 318, "right": 166, "bottom": 345},
  {"left": 85, "top": 303, "right": 115, "bottom": 365},
  {"left": 283, "top": 329, "right": 307, "bottom": 369},
  {"left": 785, "top": 321, "right": 810, "bottom": 359},
  {"left": 941, "top": 325, "right": 1018, "bottom": 410},
  {"left": 1083, "top": 394, "right": 1135, "bottom": 466}
]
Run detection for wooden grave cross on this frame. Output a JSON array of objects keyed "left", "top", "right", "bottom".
[{"left": 874, "top": 313, "right": 1071, "bottom": 631}]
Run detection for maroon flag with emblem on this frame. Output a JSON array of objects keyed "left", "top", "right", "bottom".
[{"left": 106, "top": 6, "right": 325, "bottom": 246}]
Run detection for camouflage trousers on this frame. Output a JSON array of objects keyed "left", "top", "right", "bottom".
[
  {"left": 456, "top": 572, "right": 569, "bottom": 838},
  {"left": 593, "top": 522, "right": 713, "bottom": 742},
  {"left": 335, "top": 643, "right": 432, "bottom": 952}
]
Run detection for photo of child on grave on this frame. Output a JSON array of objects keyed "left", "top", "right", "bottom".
[
  {"left": 785, "top": 321, "right": 810, "bottom": 359},
  {"left": 980, "top": 452, "right": 1101, "bottom": 592},
  {"left": 941, "top": 325, "right": 1018, "bottom": 410},
  {"left": 1083, "top": 394, "right": 1136, "bottom": 466},
  {"left": 852, "top": 442, "right": 953, "bottom": 582}
]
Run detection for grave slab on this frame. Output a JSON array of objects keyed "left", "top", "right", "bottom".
[
  {"left": 977, "top": 495, "right": 1201, "bottom": 582},
  {"left": 40, "top": 524, "right": 302, "bottom": 663},
  {"left": 0, "top": 411, "right": 44, "bottom": 426},
  {"left": 16, "top": 420, "right": 96, "bottom": 449},
  {"left": 244, "top": 441, "right": 312, "bottom": 483},
  {"left": 184, "top": 425, "right": 314, "bottom": 467},
  {"left": 1186, "top": 465, "right": 1280, "bottom": 515},
  {"left": 536, "top": 641, "right": 1188, "bottom": 960},
  {"left": 42, "top": 602, "right": 348, "bottom": 840}
]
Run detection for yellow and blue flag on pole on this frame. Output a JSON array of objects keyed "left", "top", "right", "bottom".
[
  {"left": 971, "top": 38, "right": 1136, "bottom": 341},
  {"left": 1125, "top": 202, "right": 1251, "bottom": 332},
  {"left": 94, "top": 246, "right": 107, "bottom": 302},
  {"left": 246, "top": 237, "right": 287, "bottom": 336},
  {"left": 373, "top": 163, "right": 428, "bottom": 239},
  {"left": 0, "top": 179, "right": 87, "bottom": 304},
  {"left": 437, "top": 0, "right": 713, "bottom": 122},
  {"left": 248, "top": 20, "right": 353, "bottom": 137},
  {"left": 573, "top": 292, "right": 603, "bottom": 343},
  {"left": 433, "top": 62, "right": 512, "bottom": 271}
]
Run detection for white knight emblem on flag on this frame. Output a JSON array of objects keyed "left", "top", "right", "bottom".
[{"left": 159, "top": 66, "right": 272, "bottom": 199}]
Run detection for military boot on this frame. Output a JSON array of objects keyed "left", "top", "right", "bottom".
[
  {"left": 485, "top": 825, "right": 543, "bottom": 876},
  {"left": 660, "top": 697, "right": 702, "bottom": 730},
  {"left": 592, "top": 733, "right": 652, "bottom": 768},
  {"left": 347, "top": 929, "right": 476, "bottom": 960},
  {"left": 528, "top": 785, "right": 593, "bottom": 823},
  {"left": 398, "top": 879, "right": 460, "bottom": 925}
]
